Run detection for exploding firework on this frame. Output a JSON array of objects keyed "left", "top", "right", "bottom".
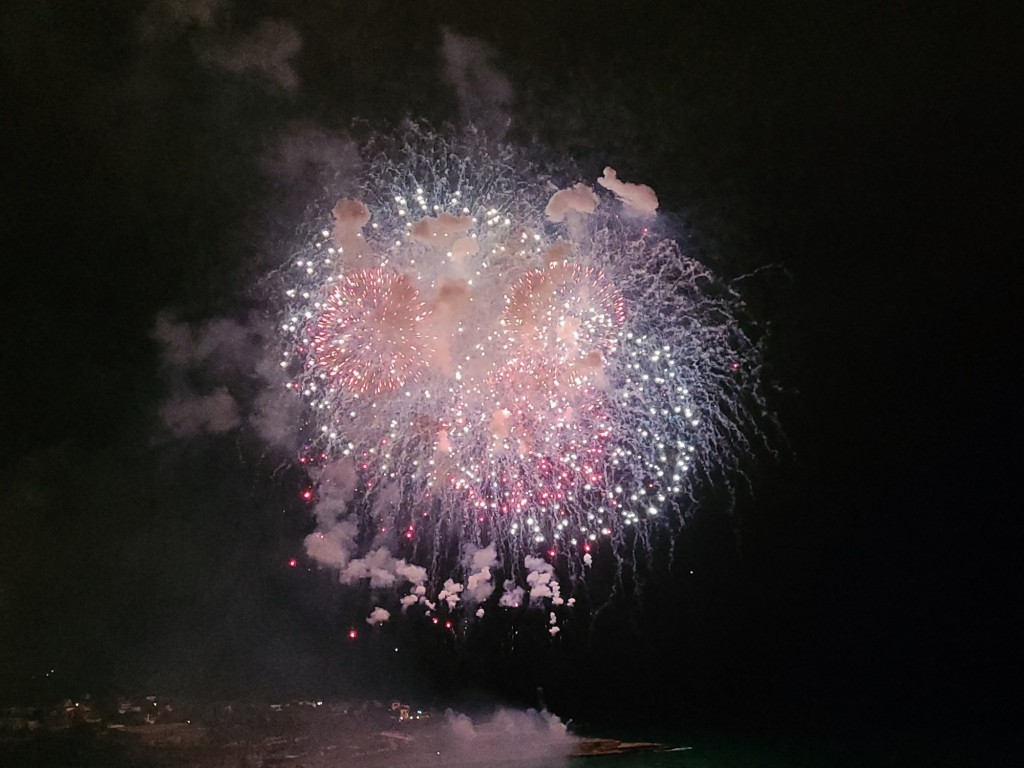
[
  {"left": 309, "top": 268, "right": 428, "bottom": 396},
  {"left": 277, "top": 127, "right": 763, "bottom": 628}
]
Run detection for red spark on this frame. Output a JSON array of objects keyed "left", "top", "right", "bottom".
[{"left": 309, "top": 269, "right": 428, "bottom": 395}]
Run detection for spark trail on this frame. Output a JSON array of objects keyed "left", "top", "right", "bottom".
[{"left": 275, "top": 127, "right": 762, "bottom": 629}]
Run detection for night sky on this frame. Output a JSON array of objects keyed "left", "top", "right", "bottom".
[{"left": 1, "top": 0, "right": 1021, "bottom": 749}]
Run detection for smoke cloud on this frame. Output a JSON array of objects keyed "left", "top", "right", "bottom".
[
  {"left": 198, "top": 19, "right": 301, "bottom": 91},
  {"left": 441, "top": 708, "right": 576, "bottom": 764},
  {"left": 333, "top": 546, "right": 431, "bottom": 613},
  {"left": 524, "top": 556, "right": 563, "bottom": 607},
  {"left": 160, "top": 387, "right": 241, "bottom": 436},
  {"left": 152, "top": 312, "right": 297, "bottom": 451},
  {"left": 545, "top": 183, "right": 599, "bottom": 223},
  {"left": 304, "top": 520, "right": 358, "bottom": 569},
  {"left": 261, "top": 127, "right": 360, "bottom": 193},
  {"left": 441, "top": 28, "right": 514, "bottom": 136},
  {"left": 139, "top": 1, "right": 301, "bottom": 91},
  {"left": 463, "top": 544, "right": 499, "bottom": 604},
  {"left": 366, "top": 606, "right": 391, "bottom": 626},
  {"left": 597, "top": 167, "right": 659, "bottom": 216}
]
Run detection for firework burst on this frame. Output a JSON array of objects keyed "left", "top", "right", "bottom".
[
  {"left": 309, "top": 268, "right": 428, "bottom": 396},
  {"left": 276, "top": 128, "right": 763, "bottom": 628}
]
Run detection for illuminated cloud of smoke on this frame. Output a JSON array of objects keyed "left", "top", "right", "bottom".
[
  {"left": 544, "top": 183, "right": 599, "bottom": 223},
  {"left": 304, "top": 519, "right": 358, "bottom": 569},
  {"left": 462, "top": 544, "right": 499, "bottom": 604},
  {"left": 443, "top": 707, "right": 576, "bottom": 762},
  {"left": 342, "top": 547, "right": 416, "bottom": 589},
  {"left": 524, "top": 556, "right": 563, "bottom": 607},
  {"left": 438, "top": 578, "right": 464, "bottom": 611},
  {"left": 498, "top": 584, "right": 525, "bottom": 609},
  {"left": 597, "top": 166, "right": 659, "bottom": 216}
]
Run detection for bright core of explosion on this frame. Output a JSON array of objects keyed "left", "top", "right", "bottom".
[
  {"left": 277, "top": 132, "right": 760, "bottom": 627},
  {"left": 309, "top": 268, "right": 429, "bottom": 395}
]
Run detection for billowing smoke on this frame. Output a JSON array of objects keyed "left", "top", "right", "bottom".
[
  {"left": 444, "top": 708, "right": 575, "bottom": 757},
  {"left": 597, "top": 167, "right": 659, "bottom": 217},
  {"left": 349, "top": 708, "right": 579, "bottom": 766}
]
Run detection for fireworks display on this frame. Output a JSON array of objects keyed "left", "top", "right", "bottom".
[
  {"left": 277, "top": 129, "right": 762, "bottom": 628},
  {"left": 309, "top": 268, "right": 429, "bottom": 396}
]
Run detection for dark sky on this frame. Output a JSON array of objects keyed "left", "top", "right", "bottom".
[{"left": 1, "top": 0, "right": 1021, "bottom": 743}]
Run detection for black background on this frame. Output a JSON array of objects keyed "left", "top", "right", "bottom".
[{"left": 1, "top": 0, "right": 1020, "bottom": 749}]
